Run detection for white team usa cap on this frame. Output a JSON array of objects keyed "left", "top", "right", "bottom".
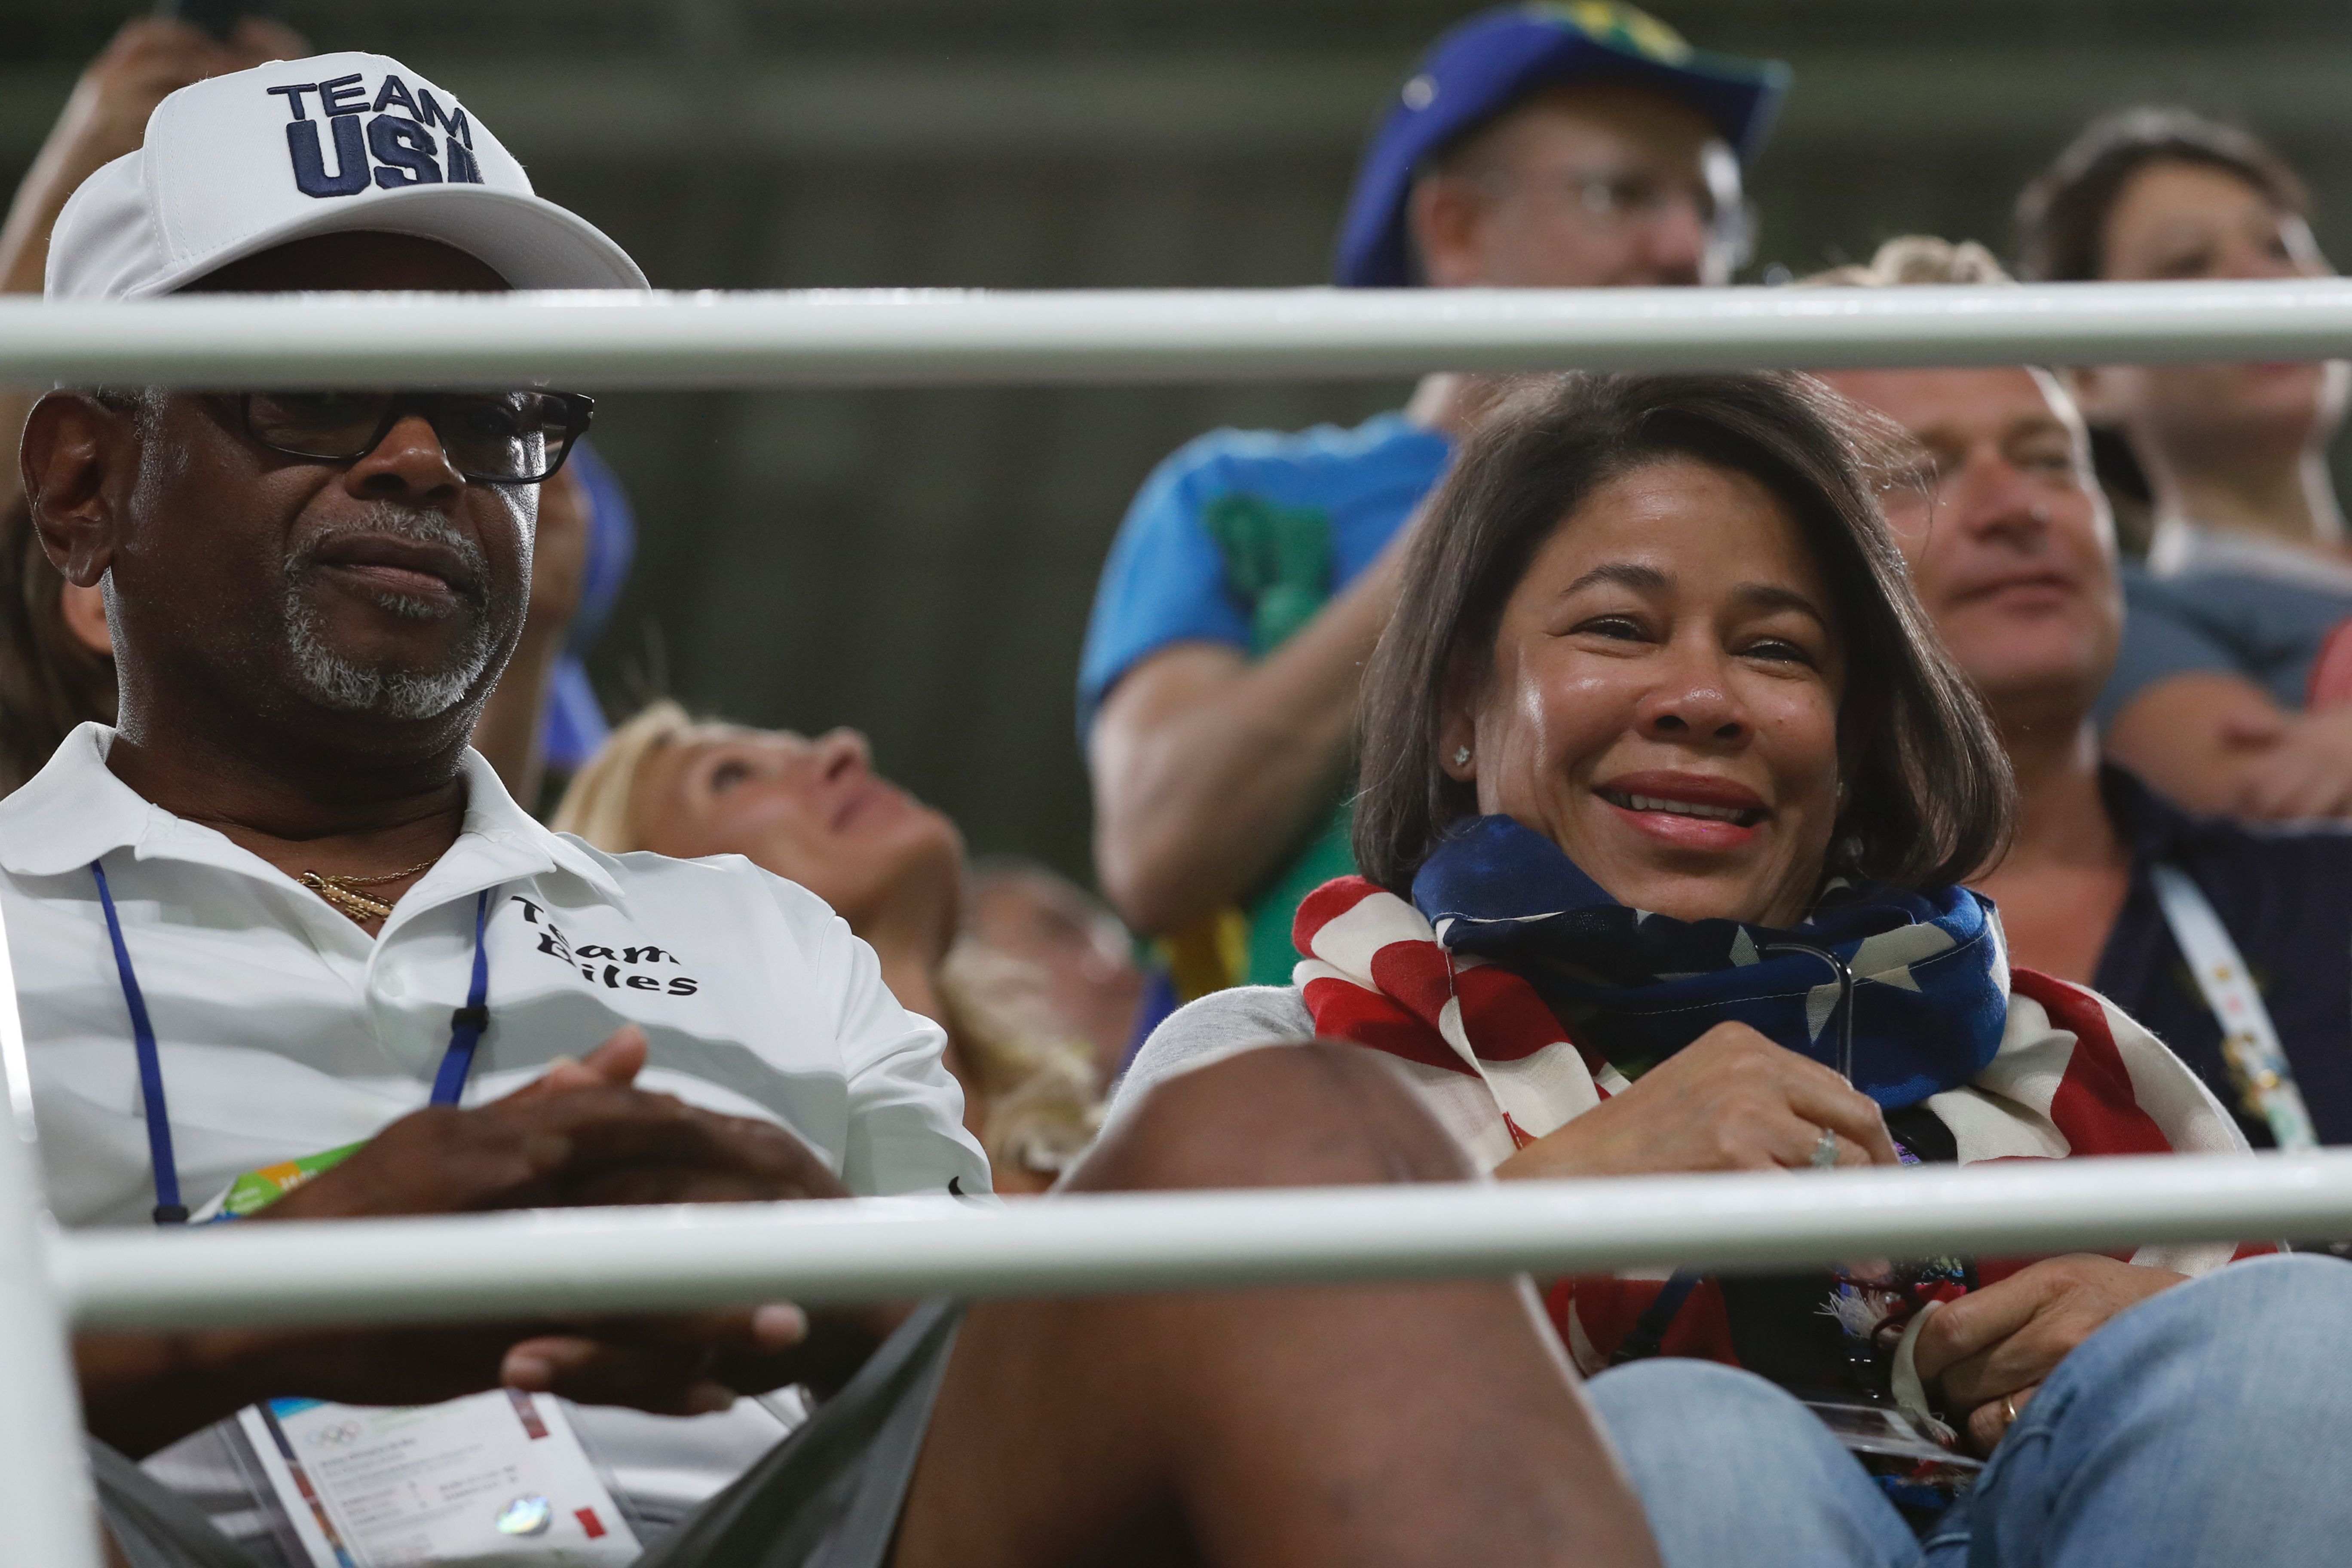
[{"left": 47, "top": 50, "right": 647, "bottom": 300}]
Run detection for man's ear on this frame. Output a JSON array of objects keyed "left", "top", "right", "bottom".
[
  {"left": 1406, "top": 174, "right": 1489, "bottom": 290},
  {"left": 20, "top": 391, "right": 132, "bottom": 589}
]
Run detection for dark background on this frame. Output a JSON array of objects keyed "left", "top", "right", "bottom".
[{"left": 9, "top": 1, "right": 2352, "bottom": 885}]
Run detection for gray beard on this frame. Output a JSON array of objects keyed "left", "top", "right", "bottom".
[{"left": 282, "top": 504, "right": 498, "bottom": 722}]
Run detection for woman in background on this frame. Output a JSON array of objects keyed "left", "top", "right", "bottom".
[
  {"left": 2019, "top": 108, "right": 2352, "bottom": 820},
  {"left": 963, "top": 854, "right": 1148, "bottom": 1086},
  {"left": 554, "top": 702, "right": 1102, "bottom": 1192},
  {"left": 0, "top": 490, "right": 115, "bottom": 793}
]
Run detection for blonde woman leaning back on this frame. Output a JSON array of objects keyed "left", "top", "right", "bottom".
[{"left": 556, "top": 701, "right": 1102, "bottom": 1192}]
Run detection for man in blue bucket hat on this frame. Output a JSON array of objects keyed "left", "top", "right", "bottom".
[{"left": 1082, "top": 4, "right": 1789, "bottom": 1018}]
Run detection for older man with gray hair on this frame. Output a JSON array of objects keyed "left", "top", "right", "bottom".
[{"left": 1812, "top": 236, "right": 2352, "bottom": 1155}]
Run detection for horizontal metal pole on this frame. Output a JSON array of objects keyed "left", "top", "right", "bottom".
[
  {"left": 5, "top": 280, "right": 2352, "bottom": 389},
  {"left": 53, "top": 1150, "right": 2352, "bottom": 1331}
]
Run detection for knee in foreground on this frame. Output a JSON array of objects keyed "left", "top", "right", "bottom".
[
  {"left": 1078, "top": 1040, "right": 1473, "bottom": 1191},
  {"left": 2125, "top": 1253, "right": 2352, "bottom": 1391},
  {"left": 1589, "top": 1357, "right": 1842, "bottom": 1469}
]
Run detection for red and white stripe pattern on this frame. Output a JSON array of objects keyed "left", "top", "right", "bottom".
[{"left": 1293, "top": 876, "right": 2257, "bottom": 1369}]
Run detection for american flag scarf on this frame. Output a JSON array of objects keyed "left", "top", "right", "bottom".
[{"left": 1292, "top": 817, "right": 2251, "bottom": 1386}]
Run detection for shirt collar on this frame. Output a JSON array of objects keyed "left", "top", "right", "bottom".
[
  {"left": 0, "top": 723, "right": 623, "bottom": 906},
  {"left": 451, "top": 746, "right": 625, "bottom": 903},
  {"left": 2146, "top": 516, "right": 2352, "bottom": 595},
  {"left": 0, "top": 723, "right": 163, "bottom": 876}
]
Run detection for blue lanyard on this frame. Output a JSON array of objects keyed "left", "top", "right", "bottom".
[{"left": 90, "top": 860, "right": 493, "bottom": 1227}]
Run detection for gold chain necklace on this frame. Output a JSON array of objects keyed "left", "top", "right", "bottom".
[{"left": 299, "top": 858, "right": 437, "bottom": 925}]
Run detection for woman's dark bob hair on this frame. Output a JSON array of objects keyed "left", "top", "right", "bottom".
[
  {"left": 1352, "top": 370, "right": 2014, "bottom": 897},
  {"left": 2015, "top": 107, "right": 2310, "bottom": 283}
]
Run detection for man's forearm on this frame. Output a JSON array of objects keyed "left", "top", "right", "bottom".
[
  {"left": 2106, "top": 671, "right": 2352, "bottom": 820},
  {"left": 1091, "top": 564, "right": 1398, "bottom": 934},
  {"left": 2106, "top": 674, "right": 2271, "bottom": 815}
]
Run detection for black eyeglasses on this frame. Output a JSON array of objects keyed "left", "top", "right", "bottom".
[{"left": 220, "top": 390, "right": 595, "bottom": 484}]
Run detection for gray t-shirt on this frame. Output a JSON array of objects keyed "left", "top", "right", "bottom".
[
  {"left": 2097, "top": 521, "right": 2352, "bottom": 727},
  {"left": 1106, "top": 985, "right": 1315, "bottom": 1130}
]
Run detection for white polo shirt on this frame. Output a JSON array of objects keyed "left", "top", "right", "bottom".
[
  {"left": 0, "top": 723, "right": 991, "bottom": 1533},
  {"left": 2, "top": 724, "right": 989, "bottom": 1225}
]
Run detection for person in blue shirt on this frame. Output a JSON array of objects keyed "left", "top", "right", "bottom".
[
  {"left": 1818, "top": 236, "right": 2352, "bottom": 1152},
  {"left": 1083, "top": 3, "right": 1789, "bottom": 1005}
]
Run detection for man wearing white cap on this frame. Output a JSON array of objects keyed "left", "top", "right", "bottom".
[
  {"left": 15, "top": 52, "right": 1661, "bottom": 1568},
  {"left": 43, "top": 50, "right": 645, "bottom": 299}
]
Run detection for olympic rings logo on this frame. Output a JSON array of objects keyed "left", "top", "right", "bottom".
[{"left": 307, "top": 1421, "right": 366, "bottom": 1448}]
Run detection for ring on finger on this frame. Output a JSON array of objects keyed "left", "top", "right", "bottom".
[
  {"left": 2000, "top": 1392, "right": 2020, "bottom": 1425},
  {"left": 1809, "top": 1127, "right": 1839, "bottom": 1169}
]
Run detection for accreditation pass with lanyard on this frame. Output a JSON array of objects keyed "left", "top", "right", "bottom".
[
  {"left": 95, "top": 866, "right": 641, "bottom": 1565},
  {"left": 2148, "top": 863, "right": 2319, "bottom": 1152}
]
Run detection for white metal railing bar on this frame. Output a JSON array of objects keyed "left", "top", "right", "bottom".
[
  {"left": 0, "top": 900, "right": 104, "bottom": 1568},
  {"left": 6, "top": 279, "right": 2352, "bottom": 389},
  {"left": 53, "top": 1149, "right": 2352, "bottom": 1332}
]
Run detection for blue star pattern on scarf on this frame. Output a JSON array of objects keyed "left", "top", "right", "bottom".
[{"left": 1411, "top": 816, "right": 2009, "bottom": 1109}]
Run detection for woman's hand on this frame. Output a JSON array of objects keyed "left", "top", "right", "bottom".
[
  {"left": 1494, "top": 1020, "right": 1899, "bottom": 1180},
  {"left": 2107, "top": 673, "right": 2352, "bottom": 824},
  {"left": 2220, "top": 705, "right": 2352, "bottom": 821},
  {"left": 1911, "top": 1254, "right": 2187, "bottom": 1454}
]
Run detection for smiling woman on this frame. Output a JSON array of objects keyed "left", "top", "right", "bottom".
[
  {"left": 1106, "top": 371, "right": 2341, "bottom": 1554},
  {"left": 1355, "top": 371, "right": 2008, "bottom": 906}
]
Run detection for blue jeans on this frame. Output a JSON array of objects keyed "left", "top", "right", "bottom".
[{"left": 1584, "top": 1254, "right": 2352, "bottom": 1568}]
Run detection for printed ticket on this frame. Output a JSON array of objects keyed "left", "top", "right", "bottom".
[{"left": 237, "top": 1388, "right": 640, "bottom": 1567}]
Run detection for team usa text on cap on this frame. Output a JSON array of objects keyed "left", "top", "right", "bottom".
[{"left": 265, "top": 70, "right": 483, "bottom": 197}]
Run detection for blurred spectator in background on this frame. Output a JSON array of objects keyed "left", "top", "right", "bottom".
[
  {"left": 462, "top": 441, "right": 636, "bottom": 808},
  {"left": 2019, "top": 109, "right": 2352, "bottom": 822},
  {"left": 0, "top": 489, "right": 116, "bottom": 792},
  {"left": 556, "top": 704, "right": 1104, "bottom": 1191},
  {"left": 0, "top": 18, "right": 300, "bottom": 796},
  {"left": 0, "top": 15, "right": 307, "bottom": 506},
  {"left": 963, "top": 854, "right": 1146, "bottom": 1084},
  {"left": 0, "top": 15, "right": 630, "bottom": 805},
  {"left": 1083, "top": 3, "right": 1788, "bottom": 1025},
  {"left": 1816, "top": 236, "right": 2352, "bottom": 1152},
  {"left": 534, "top": 440, "right": 635, "bottom": 777}
]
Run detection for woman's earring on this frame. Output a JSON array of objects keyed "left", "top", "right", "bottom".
[{"left": 1452, "top": 746, "right": 1472, "bottom": 767}]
